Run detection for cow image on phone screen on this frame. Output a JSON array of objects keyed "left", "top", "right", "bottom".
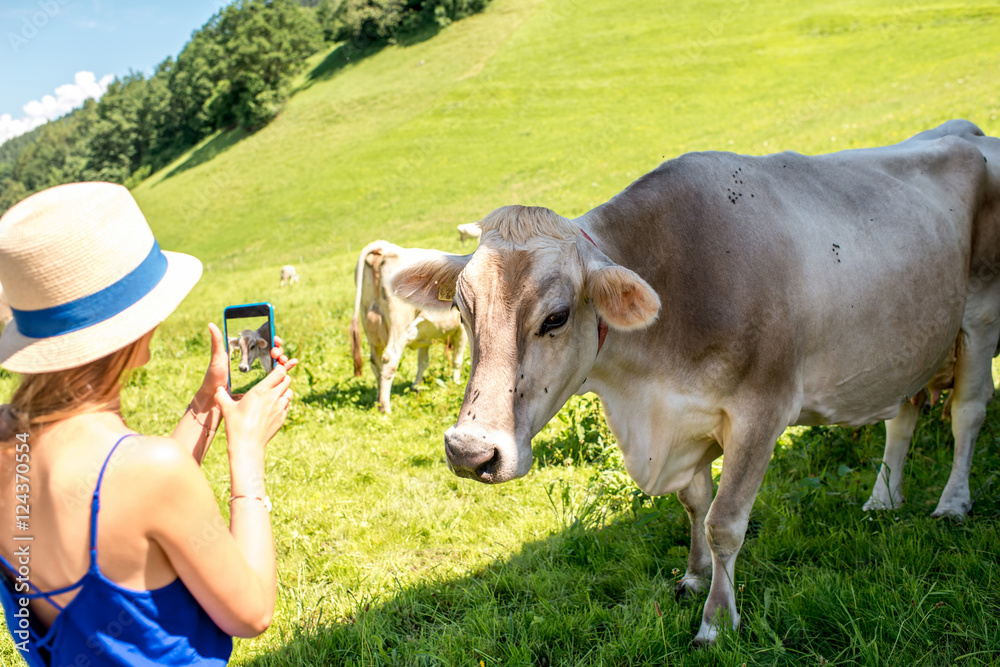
[{"left": 224, "top": 303, "right": 275, "bottom": 395}]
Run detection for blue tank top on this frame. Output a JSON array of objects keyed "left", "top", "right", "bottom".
[{"left": 0, "top": 434, "right": 233, "bottom": 666}]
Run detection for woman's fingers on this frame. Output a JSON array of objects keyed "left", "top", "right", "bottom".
[
  {"left": 209, "top": 322, "right": 224, "bottom": 351},
  {"left": 214, "top": 385, "right": 237, "bottom": 414},
  {"left": 270, "top": 336, "right": 286, "bottom": 359},
  {"left": 255, "top": 364, "right": 287, "bottom": 391},
  {"left": 270, "top": 374, "right": 292, "bottom": 399}
]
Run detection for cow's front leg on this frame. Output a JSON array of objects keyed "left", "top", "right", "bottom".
[
  {"left": 933, "top": 323, "right": 999, "bottom": 518},
  {"left": 695, "top": 417, "right": 783, "bottom": 646},
  {"left": 412, "top": 347, "right": 430, "bottom": 389},
  {"left": 675, "top": 461, "right": 714, "bottom": 598},
  {"left": 864, "top": 400, "right": 920, "bottom": 511}
]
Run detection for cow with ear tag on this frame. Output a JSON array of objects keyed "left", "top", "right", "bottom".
[{"left": 390, "top": 120, "right": 1000, "bottom": 645}]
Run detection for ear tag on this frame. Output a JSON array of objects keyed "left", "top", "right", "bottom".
[{"left": 437, "top": 283, "right": 456, "bottom": 302}]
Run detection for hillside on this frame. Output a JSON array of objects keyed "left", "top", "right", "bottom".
[
  {"left": 134, "top": 0, "right": 1000, "bottom": 271},
  {"left": 3, "top": 0, "right": 1000, "bottom": 664}
]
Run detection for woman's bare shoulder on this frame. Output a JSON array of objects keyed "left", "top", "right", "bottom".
[
  {"left": 101, "top": 434, "right": 214, "bottom": 524},
  {"left": 112, "top": 433, "right": 202, "bottom": 477}
]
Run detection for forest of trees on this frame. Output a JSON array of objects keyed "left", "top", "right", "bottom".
[{"left": 0, "top": 0, "right": 492, "bottom": 213}]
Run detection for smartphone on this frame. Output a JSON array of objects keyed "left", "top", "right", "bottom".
[{"left": 224, "top": 302, "right": 275, "bottom": 395}]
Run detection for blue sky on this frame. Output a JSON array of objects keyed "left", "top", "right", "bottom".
[{"left": 1, "top": 0, "right": 230, "bottom": 139}]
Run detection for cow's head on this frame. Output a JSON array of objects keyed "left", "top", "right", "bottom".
[
  {"left": 229, "top": 324, "right": 272, "bottom": 373},
  {"left": 392, "top": 205, "right": 659, "bottom": 483}
]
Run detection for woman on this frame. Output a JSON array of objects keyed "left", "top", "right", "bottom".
[{"left": 0, "top": 182, "right": 297, "bottom": 665}]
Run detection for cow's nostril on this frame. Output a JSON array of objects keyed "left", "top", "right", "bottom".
[{"left": 475, "top": 448, "right": 500, "bottom": 480}]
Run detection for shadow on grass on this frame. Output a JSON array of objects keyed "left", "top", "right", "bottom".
[
  {"left": 301, "top": 374, "right": 441, "bottom": 412},
  {"left": 241, "top": 479, "right": 1000, "bottom": 665},
  {"left": 301, "top": 377, "right": 379, "bottom": 411},
  {"left": 157, "top": 127, "right": 248, "bottom": 183},
  {"left": 301, "top": 22, "right": 443, "bottom": 90},
  {"left": 244, "top": 499, "right": 701, "bottom": 666},
  {"left": 245, "top": 400, "right": 1000, "bottom": 664}
]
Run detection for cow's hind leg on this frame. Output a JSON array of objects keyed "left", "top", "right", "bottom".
[
  {"left": 932, "top": 324, "right": 999, "bottom": 518},
  {"left": 695, "top": 414, "right": 784, "bottom": 646},
  {"left": 412, "top": 347, "right": 430, "bottom": 390},
  {"left": 864, "top": 400, "right": 920, "bottom": 511},
  {"left": 675, "top": 461, "right": 714, "bottom": 598}
]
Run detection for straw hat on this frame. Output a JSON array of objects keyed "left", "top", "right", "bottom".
[{"left": 0, "top": 182, "right": 202, "bottom": 373}]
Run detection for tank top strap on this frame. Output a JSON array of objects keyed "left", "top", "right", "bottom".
[
  {"left": 0, "top": 551, "right": 66, "bottom": 607},
  {"left": 88, "top": 433, "right": 138, "bottom": 568}
]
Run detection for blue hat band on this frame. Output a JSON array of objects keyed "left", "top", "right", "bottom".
[{"left": 11, "top": 241, "right": 168, "bottom": 339}]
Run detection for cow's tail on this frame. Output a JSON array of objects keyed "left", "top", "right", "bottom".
[{"left": 351, "top": 240, "right": 389, "bottom": 377}]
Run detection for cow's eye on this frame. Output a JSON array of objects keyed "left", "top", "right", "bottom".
[{"left": 539, "top": 310, "right": 569, "bottom": 335}]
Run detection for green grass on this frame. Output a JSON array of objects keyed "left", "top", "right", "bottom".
[{"left": 4, "top": 0, "right": 1000, "bottom": 664}]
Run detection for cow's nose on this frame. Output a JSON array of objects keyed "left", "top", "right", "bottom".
[
  {"left": 444, "top": 427, "right": 500, "bottom": 482},
  {"left": 239, "top": 363, "right": 248, "bottom": 372}
]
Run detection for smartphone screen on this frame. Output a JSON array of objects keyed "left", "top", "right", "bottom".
[{"left": 224, "top": 303, "right": 275, "bottom": 395}]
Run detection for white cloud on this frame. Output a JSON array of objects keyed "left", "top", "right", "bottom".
[{"left": 0, "top": 71, "right": 114, "bottom": 145}]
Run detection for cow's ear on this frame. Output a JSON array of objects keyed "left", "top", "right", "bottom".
[
  {"left": 256, "top": 337, "right": 269, "bottom": 349},
  {"left": 578, "top": 234, "right": 660, "bottom": 330},
  {"left": 587, "top": 265, "right": 660, "bottom": 330},
  {"left": 390, "top": 252, "right": 472, "bottom": 310},
  {"left": 228, "top": 337, "right": 240, "bottom": 349}
]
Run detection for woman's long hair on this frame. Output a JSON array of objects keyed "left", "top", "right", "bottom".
[{"left": 1, "top": 337, "right": 147, "bottom": 439}]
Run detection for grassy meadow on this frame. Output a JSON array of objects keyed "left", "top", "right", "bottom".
[{"left": 4, "top": 0, "right": 1000, "bottom": 664}]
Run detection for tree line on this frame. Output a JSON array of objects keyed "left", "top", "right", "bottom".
[{"left": 0, "top": 0, "right": 492, "bottom": 213}]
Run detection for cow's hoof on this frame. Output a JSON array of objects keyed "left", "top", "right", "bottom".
[
  {"left": 931, "top": 500, "right": 971, "bottom": 520},
  {"left": 674, "top": 576, "right": 706, "bottom": 601},
  {"left": 862, "top": 493, "right": 904, "bottom": 512},
  {"left": 693, "top": 621, "right": 720, "bottom": 647},
  {"left": 693, "top": 610, "right": 739, "bottom": 646}
]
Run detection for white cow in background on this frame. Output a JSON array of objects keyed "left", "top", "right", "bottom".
[
  {"left": 350, "top": 240, "right": 467, "bottom": 414},
  {"left": 457, "top": 222, "right": 482, "bottom": 245},
  {"left": 280, "top": 264, "right": 300, "bottom": 287},
  {"left": 229, "top": 322, "right": 273, "bottom": 373},
  {"left": 390, "top": 120, "right": 1000, "bottom": 644}
]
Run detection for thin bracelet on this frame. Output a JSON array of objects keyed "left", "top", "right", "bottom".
[
  {"left": 186, "top": 403, "right": 218, "bottom": 433},
  {"left": 230, "top": 495, "right": 272, "bottom": 512}
]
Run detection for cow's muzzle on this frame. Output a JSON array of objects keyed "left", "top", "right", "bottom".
[{"left": 444, "top": 425, "right": 510, "bottom": 484}]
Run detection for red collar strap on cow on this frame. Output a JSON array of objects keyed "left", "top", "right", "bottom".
[{"left": 579, "top": 229, "right": 610, "bottom": 356}]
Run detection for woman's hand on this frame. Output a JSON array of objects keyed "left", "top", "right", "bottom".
[
  {"left": 174, "top": 324, "right": 228, "bottom": 461},
  {"left": 214, "top": 357, "right": 296, "bottom": 464},
  {"left": 177, "top": 327, "right": 297, "bottom": 462},
  {"left": 194, "top": 328, "right": 296, "bottom": 407},
  {"left": 191, "top": 323, "right": 230, "bottom": 411},
  {"left": 269, "top": 335, "right": 298, "bottom": 373}
]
